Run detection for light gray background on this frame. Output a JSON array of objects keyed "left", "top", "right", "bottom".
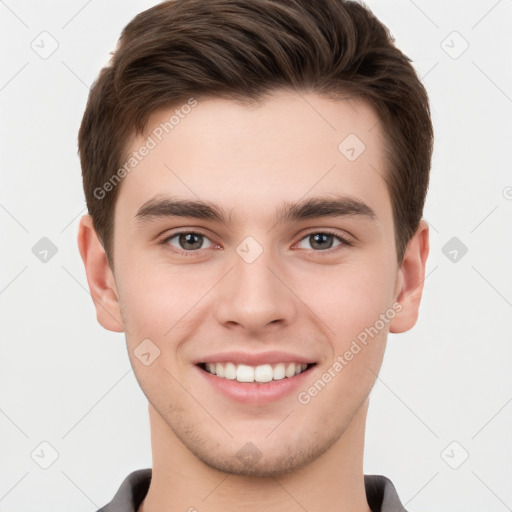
[{"left": 1, "top": 1, "right": 511, "bottom": 511}]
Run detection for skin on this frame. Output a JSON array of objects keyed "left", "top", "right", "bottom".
[{"left": 78, "top": 90, "right": 429, "bottom": 512}]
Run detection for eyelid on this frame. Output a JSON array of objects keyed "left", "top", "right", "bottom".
[
  {"left": 160, "top": 227, "right": 215, "bottom": 243},
  {"left": 293, "top": 228, "right": 354, "bottom": 249}
]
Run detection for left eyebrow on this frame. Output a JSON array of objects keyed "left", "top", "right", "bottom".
[
  {"left": 134, "top": 194, "right": 377, "bottom": 226},
  {"left": 276, "top": 195, "right": 377, "bottom": 224}
]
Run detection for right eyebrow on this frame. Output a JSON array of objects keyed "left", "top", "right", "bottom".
[{"left": 135, "top": 197, "right": 230, "bottom": 224}]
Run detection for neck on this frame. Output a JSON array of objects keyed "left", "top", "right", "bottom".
[{"left": 139, "top": 400, "right": 372, "bottom": 512}]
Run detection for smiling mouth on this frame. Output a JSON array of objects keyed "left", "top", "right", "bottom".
[{"left": 198, "top": 362, "right": 316, "bottom": 383}]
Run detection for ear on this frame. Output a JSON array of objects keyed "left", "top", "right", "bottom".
[
  {"left": 77, "top": 214, "right": 124, "bottom": 333},
  {"left": 389, "top": 219, "right": 429, "bottom": 333}
]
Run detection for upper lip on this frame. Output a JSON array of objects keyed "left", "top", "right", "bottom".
[{"left": 196, "top": 351, "right": 316, "bottom": 366}]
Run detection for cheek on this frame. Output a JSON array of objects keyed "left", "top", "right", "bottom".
[
  {"left": 115, "top": 256, "right": 220, "bottom": 339},
  {"left": 302, "top": 256, "right": 397, "bottom": 343},
  {"left": 297, "top": 273, "right": 392, "bottom": 413}
]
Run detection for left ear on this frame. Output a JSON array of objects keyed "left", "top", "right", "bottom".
[{"left": 389, "top": 219, "right": 429, "bottom": 333}]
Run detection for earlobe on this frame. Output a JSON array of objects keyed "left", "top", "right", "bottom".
[
  {"left": 389, "top": 219, "right": 430, "bottom": 334},
  {"left": 77, "top": 214, "right": 124, "bottom": 333}
]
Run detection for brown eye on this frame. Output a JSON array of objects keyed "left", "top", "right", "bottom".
[
  {"left": 310, "top": 233, "right": 334, "bottom": 250},
  {"left": 296, "top": 232, "right": 347, "bottom": 251},
  {"left": 165, "top": 232, "right": 214, "bottom": 251},
  {"left": 179, "top": 233, "right": 203, "bottom": 250}
]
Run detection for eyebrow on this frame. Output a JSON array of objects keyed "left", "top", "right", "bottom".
[{"left": 134, "top": 195, "right": 377, "bottom": 226}]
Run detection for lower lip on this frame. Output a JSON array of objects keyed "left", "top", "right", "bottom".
[{"left": 195, "top": 365, "right": 315, "bottom": 404}]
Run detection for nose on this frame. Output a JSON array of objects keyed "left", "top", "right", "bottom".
[{"left": 214, "top": 245, "right": 298, "bottom": 334}]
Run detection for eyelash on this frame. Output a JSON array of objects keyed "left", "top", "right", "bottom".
[{"left": 160, "top": 229, "right": 353, "bottom": 256}]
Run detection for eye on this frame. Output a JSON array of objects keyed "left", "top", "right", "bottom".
[
  {"left": 295, "top": 231, "right": 349, "bottom": 251},
  {"left": 163, "top": 232, "right": 215, "bottom": 252}
]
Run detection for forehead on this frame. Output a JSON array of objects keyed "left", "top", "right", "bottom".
[{"left": 115, "top": 91, "right": 390, "bottom": 225}]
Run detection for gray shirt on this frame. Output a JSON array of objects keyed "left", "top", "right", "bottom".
[{"left": 97, "top": 468, "right": 408, "bottom": 512}]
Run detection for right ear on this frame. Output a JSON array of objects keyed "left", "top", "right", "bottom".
[{"left": 77, "top": 214, "right": 124, "bottom": 332}]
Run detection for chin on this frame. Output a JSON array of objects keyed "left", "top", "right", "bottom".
[
  {"left": 194, "top": 442, "right": 325, "bottom": 478},
  {"left": 171, "top": 417, "right": 345, "bottom": 478}
]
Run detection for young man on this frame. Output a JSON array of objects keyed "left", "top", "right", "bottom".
[{"left": 77, "top": 1, "right": 432, "bottom": 511}]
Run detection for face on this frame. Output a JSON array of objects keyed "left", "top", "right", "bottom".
[{"left": 84, "top": 91, "right": 422, "bottom": 477}]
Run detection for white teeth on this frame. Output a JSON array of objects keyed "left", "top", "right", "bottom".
[
  {"left": 285, "top": 363, "right": 296, "bottom": 378},
  {"left": 254, "top": 364, "right": 273, "bottom": 383},
  {"left": 236, "top": 364, "right": 254, "bottom": 382},
  {"left": 224, "top": 362, "right": 237, "bottom": 380},
  {"left": 216, "top": 362, "right": 225, "bottom": 378},
  {"left": 273, "top": 363, "right": 286, "bottom": 380},
  {"left": 203, "top": 361, "right": 310, "bottom": 382}
]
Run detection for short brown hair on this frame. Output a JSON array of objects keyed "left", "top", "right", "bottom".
[{"left": 78, "top": 0, "right": 433, "bottom": 265}]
